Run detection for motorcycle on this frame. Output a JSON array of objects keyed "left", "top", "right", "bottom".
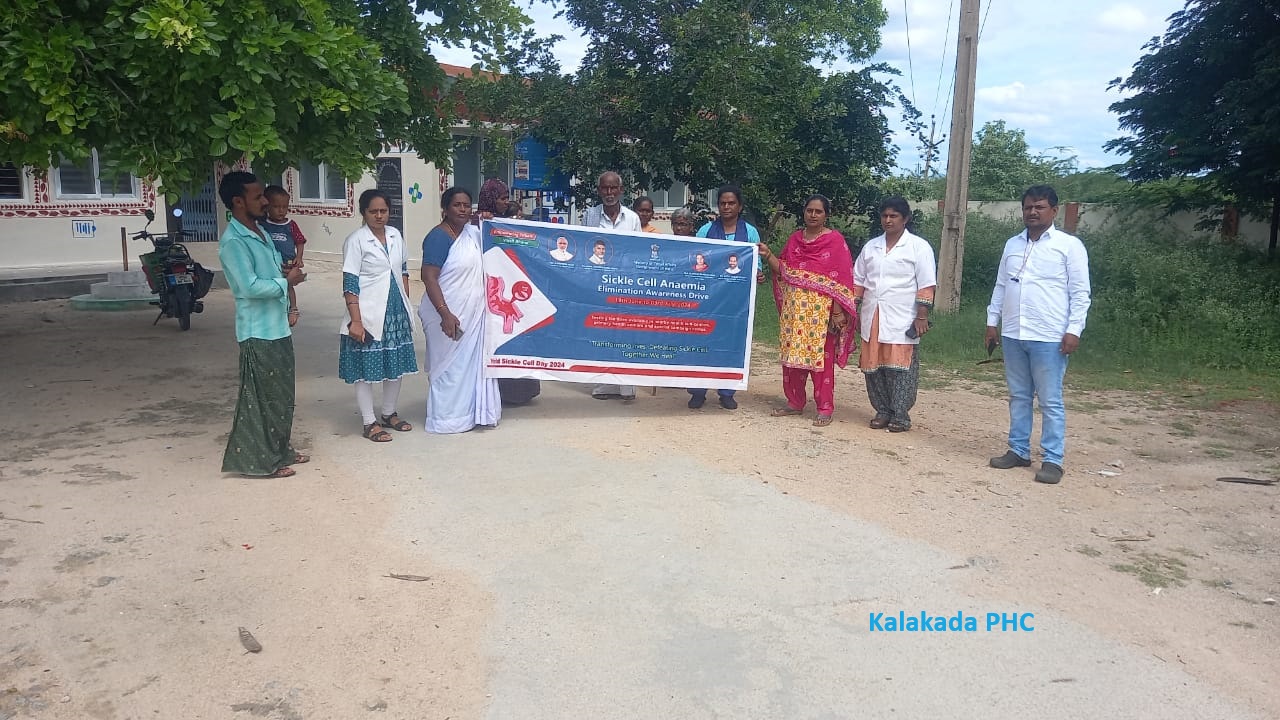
[{"left": 135, "top": 208, "right": 214, "bottom": 330}]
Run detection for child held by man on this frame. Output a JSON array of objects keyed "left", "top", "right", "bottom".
[{"left": 261, "top": 186, "right": 308, "bottom": 326}]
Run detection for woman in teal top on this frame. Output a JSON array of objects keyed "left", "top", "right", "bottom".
[{"left": 339, "top": 189, "right": 419, "bottom": 442}]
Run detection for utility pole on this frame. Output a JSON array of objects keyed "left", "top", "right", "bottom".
[{"left": 937, "top": 0, "right": 980, "bottom": 312}]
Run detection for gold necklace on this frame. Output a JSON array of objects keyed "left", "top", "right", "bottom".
[{"left": 439, "top": 221, "right": 461, "bottom": 240}]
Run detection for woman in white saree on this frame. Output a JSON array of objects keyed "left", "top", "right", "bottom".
[{"left": 418, "top": 186, "right": 501, "bottom": 433}]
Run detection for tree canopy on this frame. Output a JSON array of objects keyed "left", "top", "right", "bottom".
[
  {"left": 967, "top": 121, "right": 1074, "bottom": 201},
  {"left": 1106, "top": 0, "right": 1280, "bottom": 256},
  {"left": 0, "top": 0, "right": 528, "bottom": 191},
  {"left": 463, "top": 0, "right": 896, "bottom": 224}
]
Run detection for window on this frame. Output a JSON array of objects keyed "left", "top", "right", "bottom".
[
  {"left": 451, "top": 138, "right": 481, "bottom": 199},
  {"left": 54, "top": 150, "right": 137, "bottom": 199},
  {"left": 297, "top": 161, "right": 347, "bottom": 203},
  {"left": 451, "top": 135, "right": 511, "bottom": 200},
  {"left": 645, "top": 181, "right": 688, "bottom": 209},
  {"left": 0, "top": 163, "right": 23, "bottom": 200}
]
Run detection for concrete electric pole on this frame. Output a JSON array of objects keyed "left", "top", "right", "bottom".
[{"left": 936, "top": 0, "right": 980, "bottom": 312}]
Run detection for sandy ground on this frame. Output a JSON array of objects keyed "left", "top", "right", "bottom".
[{"left": 1, "top": 262, "right": 1277, "bottom": 719}]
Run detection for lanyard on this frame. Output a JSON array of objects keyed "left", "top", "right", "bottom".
[{"left": 1011, "top": 235, "right": 1042, "bottom": 282}]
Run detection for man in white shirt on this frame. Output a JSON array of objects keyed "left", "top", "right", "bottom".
[
  {"left": 550, "top": 237, "right": 574, "bottom": 262},
  {"left": 580, "top": 171, "right": 640, "bottom": 400},
  {"left": 985, "top": 185, "right": 1091, "bottom": 484},
  {"left": 587, "top": 240, "right": 607, "bottom": 265},
  {"left": 581, "top": 171, "right": 641, "bottom": 232}
]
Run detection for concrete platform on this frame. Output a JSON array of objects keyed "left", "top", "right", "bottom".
[
  {"left": 0, "top": 274, "right": 107, "bottom": 302},
  {"left": 0, "top": 269, "right": 225, "bottom": 303},
  {"left": 68, "top": 294, "right": 156, "bottom": 311}
]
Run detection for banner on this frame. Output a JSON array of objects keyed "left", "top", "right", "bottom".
[{"left": 480, "top": 218, "right": 758, "bottom": 389}]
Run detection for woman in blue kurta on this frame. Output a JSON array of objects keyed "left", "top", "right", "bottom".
[
  {"left": 339, "top": 189, "right": 419, "bottom": 441},
  {"left": 689, "top": 184, "right": 762, "bottom": 410}
]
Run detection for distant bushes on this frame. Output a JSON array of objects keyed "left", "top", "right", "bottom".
[{"left": 910, "top": 210, "right": 1280, "bottom": 375}]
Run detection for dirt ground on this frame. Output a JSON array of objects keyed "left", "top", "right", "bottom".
[{"left": 1, "top": 267, "right": 1277, "bottom": 719}]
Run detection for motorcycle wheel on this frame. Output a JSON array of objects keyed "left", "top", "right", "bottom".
[{"left": 174, "top": 284, "right": 193, "bottom": 331}]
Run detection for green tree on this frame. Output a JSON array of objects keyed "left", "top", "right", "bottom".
[
  {"left": 967, "top": 120, "right": 1072, "bottom": 201},
  {"left": 1053, "top": 169, "right": 1129, "bottom": 204},
  {"left": 0, "top": 0, "right": 528, "bottom": 191},
  {"left": 1106, "top": 0, "right": 1280, "bottom": 258},
  {"left": 463, "top": 0, "right": 895, "bottom": 226}
]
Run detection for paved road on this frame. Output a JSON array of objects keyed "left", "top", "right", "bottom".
[
  {"left": 354, "top": 401, "right": 1248, "bottom": 719},
  {"left": 274, "top": 266, "right": 1257, "bottom": 720}
]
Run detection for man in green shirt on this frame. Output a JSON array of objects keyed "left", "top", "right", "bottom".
[{"left": 217, "top": 171, "right": 309, "bottom": 478}]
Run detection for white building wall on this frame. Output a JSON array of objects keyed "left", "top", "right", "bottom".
[
  {"left": 0, "top": 169, "right": 165, "bottom": 280},
  {"left": 188, "top": 152, "right": 449, "bottom": 274},
  {"left": 287, "top": 152, "right": 447, "bottom": 264}
]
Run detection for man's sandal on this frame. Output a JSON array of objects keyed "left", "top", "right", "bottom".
[
  {"left": 292, "top": 453, "right": 310, "bottom": 464},
  {"left": 379, "top": 413, "right": 413, "bottom": 432},
  {"left": 363, "top": 422, "right": 393, "bottom": 442},
  {"left": 813, "top": 415, "right": 833, "bottom": 427},
  {"left": 770, "top": 406, "right": 803, "bottom": 417}
]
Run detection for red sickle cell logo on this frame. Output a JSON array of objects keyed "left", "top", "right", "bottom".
[{"left": 486, "top": 276, "right": 531, "bottom": 333}]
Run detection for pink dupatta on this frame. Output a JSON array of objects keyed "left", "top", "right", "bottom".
[{"left": 771, "top": 228, "right": 859, "bottom": 367}]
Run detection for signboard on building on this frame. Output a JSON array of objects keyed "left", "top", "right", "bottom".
[
  {"left": 72, "top": 219, "right": 97, "bottom": 238},
  {"left": 511, "top": 137, "right": 570, "bottom": 192}
]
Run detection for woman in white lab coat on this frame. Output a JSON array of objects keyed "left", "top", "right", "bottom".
[
  {"left": 853, "top": 197, "right": 937, "bottom": 432},
  {"left": 339, "top": 189, "right": 419, "bottom": 441}
]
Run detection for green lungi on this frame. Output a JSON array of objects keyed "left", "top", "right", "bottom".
[{"left": 222, "top": 337, "right": 296, "bottom": 475}]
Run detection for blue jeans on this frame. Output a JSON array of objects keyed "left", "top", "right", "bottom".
[{"left": 1002, "top": 337, "right": 1069, "bottom": 466}]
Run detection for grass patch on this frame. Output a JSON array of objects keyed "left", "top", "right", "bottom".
[
  {"left": 1069, "top": 399, "right": 1115, "bottom": 414},
  {"left": 1110, "top": 551, "right": 1189, "bottom": 588},
  {"left": 1201, "top": 578, "right": 1233, "bottom": 589},
  {"left": 1075, "top": 545, "right": 1103, "bottom": 558},
  {"left": 1169, "top": 420, "right": 1197, "bottom": 438},
  {"left": 1228, "top": 621, "right": 1256, "bottom": 629},
  {"left": 1092, "top": 436, "right": 1121, "bottom": 445},
  {"left": 753, "top": 283, "right": 780, "bottom": 347},
  {"left": 917, "top": 371, "right": 959, "bottom": 391},
  {"left": 908, "top": 212, "right": 1280, "bottom": 403},
  {"left": 1204, "top": 446, "right": 1233, "bottom": 459}
]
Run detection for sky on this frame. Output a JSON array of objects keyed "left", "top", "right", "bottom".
[{"left": 430, "top": 0, "right": 1188, "bottom": 174}]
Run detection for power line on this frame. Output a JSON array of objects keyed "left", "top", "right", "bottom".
[
  {"left": 902, "top": 0, "right": 917, "bottom": 106},
  {"left": 978, "top": 0, "right": 995, "bottom": 41},
  {"left": 930, "top": 0, "right": 957, "bottom": 120},
  {"left": 939, "top": 0, "right": 993, "bottom": 136},
  {"left": 940, "top": 71, "right": 956, "bottom": 133}
]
